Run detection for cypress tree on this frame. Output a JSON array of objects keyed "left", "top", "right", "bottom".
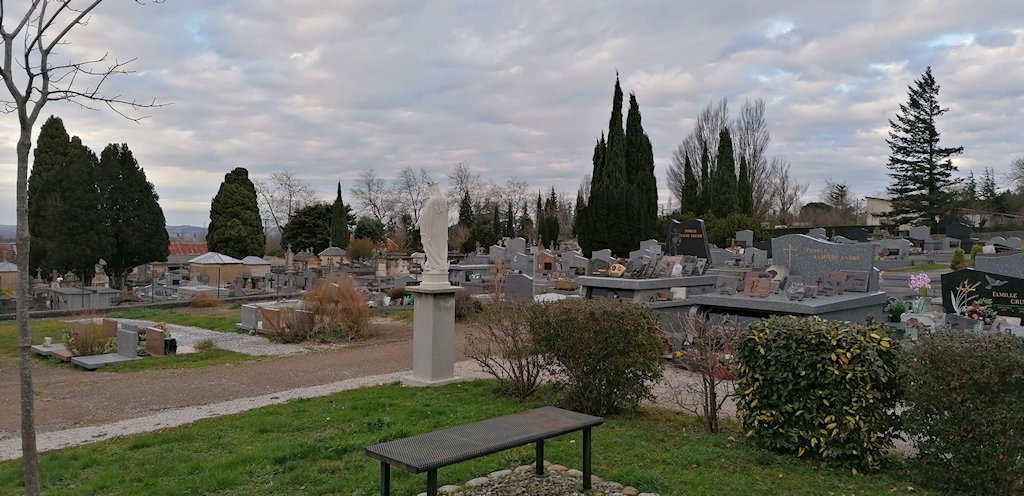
[
  {"left": 504, "top": 202, "right": 515, "bottom": 238},
  {"left": 737, "top": 156, "right": 753, "bottom": 216},
  {"left": 330, "top": 181, "right": 350, "bottom": 248},
  {"left": 282, "top": 203, "right": 332, "bottom": 253},
  {"left": 625, "top": 92, "right": 658, "bottom": 240},
  {"left": 457, "top": 191, "right": 474, "bottom": 227},
  {"left": 698, "top": 143, "right": 710, "bottom": 216},
  {"left": 46, "top": 137, "right": 104, "bottom": 280},
  {"left": 207, "top": 167, "right": 265, "bottom": 258},
  {"left": 681, "top": 154, "right": 699, "bottom": 214},
  {"left": 95, "top": 143, "right": 169, "bottom": 288},
  {"left": 491, "top": 203, "right": 500, "bottom": 238},
  {"left": 710, "top": 128, "right": 738, "bottom": 218},
  {"left": 572, "top": 189, "right": 585, "bottom": 240},
  {"left": 28, "top": 116, "right": 71, "bottom": 275}
]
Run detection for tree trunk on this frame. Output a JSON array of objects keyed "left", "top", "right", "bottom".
[{"left": 16, "top": 126, "right": 41, "bottom": 495}]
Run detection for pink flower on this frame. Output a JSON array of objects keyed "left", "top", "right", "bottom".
[
  {"left": 985, "top": 318, "right": 991, "bottom": 323},
  {"left": 972, "top": 315, "right": 979, "bottom": 319},
  {"left": 979, "top": 307, "right": 985, "bottom": 311}
]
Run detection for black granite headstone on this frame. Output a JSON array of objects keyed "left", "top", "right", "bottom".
[
  {"left": 843, "top": 228, "right": 869, "bottom": 243},
  {"left": 944, "top": 222, "right": 973, "bottom": 249},
  {"left": 668, "top": 219, "right": 711, "bottom": 259},
  {"left": 941, "top": 269, "right": 1024, "bottom": 319}
]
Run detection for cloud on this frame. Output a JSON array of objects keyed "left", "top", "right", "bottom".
[{"left": 1, "top": 1, "right": 1023, "bottom": 227}]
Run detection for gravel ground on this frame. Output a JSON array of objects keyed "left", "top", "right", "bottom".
[{"left": 80, "top": 318, "right": 314, "bottom": 356}]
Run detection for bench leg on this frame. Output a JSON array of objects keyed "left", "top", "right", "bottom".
[
  {"left": 583, "top": 427, "right": 593, "bottom": 490},
  {"left": 535, "top": 439, "right": 545, "bottom": 476},
  {"left": 427, "top": 470, "right": 438, "bottom": 496},
  {"left": 379, "top": 462, "right": 390, "bottom": 496}
]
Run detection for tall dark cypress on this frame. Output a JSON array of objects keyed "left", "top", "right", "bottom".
[
  {"left": 698, "top": 143, "right": 710, "bottom": 216},
  {"left": 710, "top": 128, "right": 738, "bottom": 218},
  {"left": 504, "top": 202, "right": 515, "bottom": 238},
  {"left": 681, "top": 154, "right": 698, "bottom": 214},
  {"left": 27, "top": 116, "right": 70, "bottom": 275},
  {"left": 625, "top": 92, "right": 658, "bottom": 240},
  {"left": 330, "top": 181, "right": 350, "bottom": 248},
  {"left": 46, "top": 137, "right": 104, "bottom": 280},
  {"left": 207, "top": 167, "right": 265, "bottom": 258},
  {"left": 96, "top": 143, "right": 169, "bottom": 288},
  {"left": 737, "top": 156, "right": 753, "bottom": 216}
]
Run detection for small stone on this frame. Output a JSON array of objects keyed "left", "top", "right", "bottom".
[
  {"left": 488, "top": 469, "right": 512, "bottom": 478},
  {"left": 547, "top": 464, "right": 567, "bottom": 472},
  {"left": 513, "top": 464, "right": 534, "bottom": 474},
  {"left": 466, "top": 477, "right": 491, "bottom": 487},
  {"left": 591, "top": 475, "right": 605, "bottom": 483},
  {"left": 566, "top": 469, "right": 583, "bottom": 477},
  {"left": 639, "top": 493, "right": 660, "bottom": 496},
  {"left": 623, "top": 486, "right": 640, "bottom": 496},
  {"left": 543, "top": 460, "right": 551, "bottom": 467},
  {"left": 438, "top": 485, "right": 460, "bottom": 494},
  {"left": 605, "top": 481, "right": 622, "bottom": 490},
  {"left": 416, "top": 493, "right": 426, "bottom": 496}
]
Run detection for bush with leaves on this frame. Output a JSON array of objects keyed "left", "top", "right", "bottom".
[
  {"left": 465, "top": 302, "right": 543, "bottom": 401},
  {"left": 528, "top": 299, "right": 664, "bottom": 416},
  {"left": 903, "top": 331, "right": 1024, "bottom": 495},
  {"left": 950, "top": 247, "right": 966, "bottom": 270},
  {"left": 346, "top": 238, "right": 375, "bottom": 261},
  {"left": 969, "top": 243, "right": 983, "bottom": 260},
  {"left": 735, "top": 316, "right": 903, "bottom": 470}
]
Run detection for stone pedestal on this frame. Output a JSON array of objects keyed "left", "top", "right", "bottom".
[{"left": 403, "top": 284, "right": 462, "bottom": 387}]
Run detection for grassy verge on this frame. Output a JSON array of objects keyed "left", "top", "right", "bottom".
[
  {"left": 0, "top": 380, "right": 927, "bottom": 495},
  {"left": 101, "top": 348, "right": 259, "bottom": 373},
  {"left": 0, "top": 319, "right": 73, "bottom": 358},
  {"left": 105, "top": 308, "right": 243, "bottom": 334},
  {"left": 376, "top": 309, "right": 413, "bottom": 324}
]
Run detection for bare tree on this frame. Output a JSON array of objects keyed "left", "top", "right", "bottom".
[
  {"left": 668, "top": 99, "right": 728, "bottom": 207},
  {"left": 349, "top": 168, "right": 395, "bottom": 224},
  {"left": 446, "top": 160, "right": 484, "bottom": 208},
  {"left": 733, "top": 98, "right": 774, "bottom": 220},
  {"left": 768, "top": 158, "right": 808, "bottom": 224},
  {"left": 392, "top": 166, "right": 431, "bottom": 223},
  {"left": 1, "top": 2, "right": 161, "bottom": 493},
  {"left": 495, "top": 176, "right": 529, "bottom": 213},
  {"left": 821, "top": 180, "right": 863, "bottom": 223},
  {"left": 1010, "top": 154, "right": 1024, "bottom": 192},
  {"left": 253, "top": 169, "right": 319, "bottom": 233}
]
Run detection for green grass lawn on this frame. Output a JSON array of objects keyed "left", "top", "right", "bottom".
[
  {"left": 105, "top": 308, "right": 243, "bottom": 333},
  {"left": 100, "top": 348, "right": 259, "bottom": 373},
  {"left": 0, "top": 320, "right": 73, "bottom": 359},
  {"left": 0, "top": 380, "right": 928, "bottom": 496}
]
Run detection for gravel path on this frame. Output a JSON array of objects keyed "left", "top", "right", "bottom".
[{"left": 79, "top": 318, "right": 313, "bottom": 356}]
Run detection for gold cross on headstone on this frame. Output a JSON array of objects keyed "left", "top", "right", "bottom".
[{"left": 782, "top": 244, "right": 797, "bottom": 267}]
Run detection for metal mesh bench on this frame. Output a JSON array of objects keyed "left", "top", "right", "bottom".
[{"left": 365, "top": 406, "right": 603, "bottom": 496}]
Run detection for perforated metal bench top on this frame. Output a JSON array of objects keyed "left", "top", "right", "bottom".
[{"left": 364, "top": 406, "right": 603, "bottom": 473}]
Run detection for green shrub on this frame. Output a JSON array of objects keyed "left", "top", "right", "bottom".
[
  {"left": 453, "top": 290, "right": 482, "bottom": 320},
  {"left": 969, "top": 243, "right": 983, "bottom": 260},
  {"left": 527, "top": 299, "right": 664, "bottom": 416},
  {"left": 735, "top": 316, "right": 903, "bottom": 470},
  {"left": 950, "top": 247, "right": 966, "bottom": 270},
  {"left": 902, "top": 331, "right": 1024, "bottom": 495}
]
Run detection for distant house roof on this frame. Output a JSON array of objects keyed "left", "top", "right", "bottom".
[
  {"left": 0, "top": 244, "right": 14, "bottom": 262},
  {"left": 240, "top": 255, "right": 271, "bottom": 265},
  {"left": 169, "top": 243, "right": 209, "bottom": 257},
  {"left": 294, "top": 251, "right": 318, "bottom": 261},
  {"left": 0, "top": 261, "right": 16, "bottom": 272},
  {"left": 188, "top": 252, "right": 243, "bottom": 264},
  {"left": 318, "top": 246, "right": 346, "bottom": 257}
]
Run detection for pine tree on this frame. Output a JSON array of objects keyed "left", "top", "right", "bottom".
[
  {"left": 572, "top": 189, "right": 585, "bottom": 239},
  {"left": 625, "top": 92, "right": 658, "bottom": 240},
  {"left": 95, "top": 143, "right": 169, "bottom": 288},
  {"left": 885, "top": 66, "right": 964, "bottom": 227},
  {"left": 207, "top": 167, "right": 265, "bottom": 258},
  {"left": 27, "top": 116, "right": 71, "bottom": 275},
  {"left": 503, "top": 202, "right": 515, "bottom": 238},
  {"left": 330, "top": 181, "right": 350, "bottom": 248},
  {"left": 737, "top": 156, "right": 753, "bottom": 216},
  {"left": 710, "top": 128, "right": 738, "bottom": 217},
  {"left": 457, "top": 191, "right": 474, "bottom": 227},
  {"left": 540, "top": 188, "right": 560, "bottom": 249},
  {"left": 681, "top": 154, "right": 699, "bottom": 214}
]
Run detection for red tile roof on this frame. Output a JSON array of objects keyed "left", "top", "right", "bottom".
[{"left": 168, "top": 243, "right": 208, "bottom": 256}]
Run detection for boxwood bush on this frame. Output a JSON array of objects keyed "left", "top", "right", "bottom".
[
  {"left": 527, "top": 299, "right": 664, "bottom": 416},
  {"left": 903, "top": 330, "right": 1024, "bottom": 495},
  {"left": 734, "top": 316, "right": 903, "bottom": 470}
]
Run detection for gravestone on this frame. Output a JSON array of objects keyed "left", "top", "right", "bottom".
[
  {"left": 259, "top": 308, "right": 284, "bottom": 334},
  {"left": 560, "top": 251, "right": 589, "bottom": 276},
  {"left": 488, "top": 245, "right": 506, "bottom": 263},
  {"left": 974, "top": 252, "right": 1024, "bottom": 279},
  {"left": 941, "top": 269, "right": 1024, "bottom": 319},
  {"left": 843, "top": 228, "right": 869, "bottom": 243},
  {"left": 587, "top": 257, "right": 612, "bottom": 276},
  {"left": 144, "top": 328, "right": 167, "bottom": 356},
  {"left": 988, "top": 236, "right": 1007, "bottom": 247},
  {"left": 1005, "top": 236, "right": 1023, "bottom": 249},
  {"left": 639, "top": 239, "right": 662, "bottom": 254},
  {"left": 743, "top": 272, "right": 772, "bottom": 297},
  {"left": 771, "top": 234, "right": 878, "bottom": 291},
  {"left": 503, "top": 273, "right": 534, "bottom": 301},
  {"left": 818, "top": 272, "right": 848, "bottom": 296},
  {"left": 653, "top": 256, "right": 681, "bottom": 278},
  {"left": 945, "top": 222, "right": 973, "bottom": 249},
  {"left": 735, "top": 230, "right": 754, "bottom": 248},
  {"left": 238, "top": 304, "right": 259, "bottom": 331},
  {"left": 753, "top": 240, "right": 773, "bottom": 259},
  {"left": 708, "top": 248, "right": 729, "bottom": 266},
  {"left": 908, "top": 226, "right": 931, "bottom": 242},
  {"left": 743, "top": 247, "right": 768, "bottom": 268},
  {"left": 716, "top": 276, "right": 740, "bottom": 295},
  {"left": 844, "top": 271, "right": 870, "bottom": 292},
  {"left": 667, "top": 219, "right": 711, "bottom": 259},
  {"left": 505, "top": 237, "right": 527, "bottom": 257},
  {"left": 592, "top": 249, "right": 613, "bottom": 260},
  {"left": 877, "top": 238, "right": 911, "bottom": 259},
  {"left": 808, "top": 227, "right": 827, "bottom": 239},
  {"left": 628, "top": 248, "right": 658, "bottom": 262},
  {"left": 116, "top": 328, "right": 139, "bottom": 358},
  {"left": 509, "top": 252, "right": 533, "bottom": 274},
  {"left": 832, "top": 235, "right": 856, "bottom": 244},
  {"left": 695, "top": 258, "right": 708, "bottom": 275},
  {"left": 946, "top": 313, "right": 982, "bottom": 331}
]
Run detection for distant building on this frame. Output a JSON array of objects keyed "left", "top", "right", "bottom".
[
  {"left": 860, "top": 197, "right": 892, "bottom": 226},
  {"left": 0, "top": 261, "right": 16, "bottom": 292}
]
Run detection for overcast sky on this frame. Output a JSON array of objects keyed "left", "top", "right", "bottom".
[{"left": 1, "top": 0, "right": 1022, "bottom": 227}]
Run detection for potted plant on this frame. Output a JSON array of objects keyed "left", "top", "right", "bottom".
[
  {"left": 962, "top": 298, "right": 998, "bottom": 327},
  {"left": 887, "top": 300, "right": 907, "bottom": 322}
]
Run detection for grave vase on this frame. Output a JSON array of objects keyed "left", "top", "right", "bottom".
[{"left": 164, "top": 338, "right": 177, "bottom": 356}]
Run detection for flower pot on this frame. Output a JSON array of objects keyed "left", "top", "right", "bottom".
[
  {"left": 164, "top": 338, "right": 177, "bottom": 356},
  {"left": 889, "top": 315, "right": 901, "bottom": 323}
]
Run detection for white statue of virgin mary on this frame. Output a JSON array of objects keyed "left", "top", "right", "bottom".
[{"left": 417, "top": 182, "right": 449, "bottom": 274}]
